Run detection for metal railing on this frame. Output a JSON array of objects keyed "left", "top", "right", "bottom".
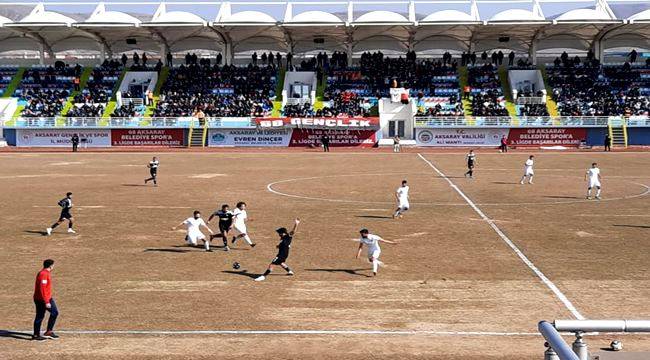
[
  {"left": 414, "top": 116, "right": 627, "bottom": 128},
  {"left": 5, "top": 115, "right": 650, "bottom": 129},
  {"left": 515, "top": 96, "right": 546, "bottom": 105},
  {"left": 539, "top": 320, "right": 650, "bottom": 360},
  {"left": 8, "top": 117, "right": 255, "bottom": 128}
]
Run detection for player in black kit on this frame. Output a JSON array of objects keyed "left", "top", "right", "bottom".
[
  {"left": 208, "top": 204, "right": 234, "bottom": 251},
  {"left": 254, "top": 218, "right": 300, "bottom": 281},
  {"left": 144, "top": 157, "right": 159, "bottom": 186},
  {"left": 464, "top": 150, "right": 476, "bottom": 179},
  {"left": 46, "top": 192, "right": 75, "bottom": 235}
]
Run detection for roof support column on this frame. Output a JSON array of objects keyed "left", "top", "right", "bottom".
[
  {"left": 529, "top": 39, "right": 538, "bottom": 65},
  {"left": 224, "top": 40, "right": 234, "bottom": 65},
  {"left": 593, "top": 39, "right": 604, "bottom": 61},
  {"left": 39, "top": 44, "right": 46, "bottom": 65},
  {"left": 160, "top": 43, "right": 168, "bottom": 63}
]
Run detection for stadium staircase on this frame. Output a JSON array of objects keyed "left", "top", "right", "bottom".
[
  {"left": 608, "top": 118, "right": 628, "bottom": 148},
  {"left": 538, "top": 66, "right": 560, "bottom": 119},
  {"left": 458, "top": 66, "right": 474, "bottom": 123},
  {"left": 100, "top": 68, "right": 127, "bottom": 122},
  {"left": 188, "top": 122, "right": 207, "bottom": 147},
  {"left": 142, "top": 66, "right": 169, "bottom": 118},
  {"left": 2, "top": 67, "right": 25, "bottom": 98},
  {"left": 59, "top": 67, "right": 93, "bottom": 122},
  {"left": 497, "top": 66, "right": 518, "bottom": 123},
  {"left": 272, "top": 67, "right": 286, "bottom": 117},
  {"left": 4, "top": 67, "right": 26, "bottom": 126}
]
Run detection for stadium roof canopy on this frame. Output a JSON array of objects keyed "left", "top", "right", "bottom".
[{"left": 0, "top": 0, "right": 647, "bottom": 61}]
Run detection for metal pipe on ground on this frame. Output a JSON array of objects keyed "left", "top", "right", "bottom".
[
  {"left": 539, "top": 321, "right": 580, "bottom": 360},
  {"left": 554, "top": 320, "right": 650, "bottom": 333}
]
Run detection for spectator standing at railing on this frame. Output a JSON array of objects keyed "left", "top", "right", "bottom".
[
  {"left": 508, "top": 51, "right": 515, "bottom": 66},
  {"left": 121, "top": 53, "right": 128, "bottom": 67},
  {"left": 194, "top": 107, "right": 206, "bottom": 127},
  {"left": 629, "top": 49, "right": 638, "bottom": 63},
  {"left": 73, "top": 76, "right": 80, "bottom": 91},
  {"left": 133, "top": 52, "right": 140, "bottom": 65},
  {"left": 166, "top": 51, "right": 173, "bottom": 66},
  {"left": 142, "top": 52, "right": 148, "bottom": 66},
  {"left": 71, "top": 134, "right": 79, "bottom": 152}
]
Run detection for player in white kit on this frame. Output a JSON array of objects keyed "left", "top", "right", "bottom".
[
  {"left": 393, "top": 180, "right": 410, "bottom": 219},
  {"left": 172, "top": 210, "right": 214, "bottom": 251},
  {"left": 356, "top": 229, "right": 396, "bottom": 276},
  {"left": 520, "top": 155, "right": 535, "bottom": 185},
  {"left": 232, "top": 202, "right": 256, "bottom": 248},
  {"left": 585, "top": 163, "right": 602, "bottom": 200}
]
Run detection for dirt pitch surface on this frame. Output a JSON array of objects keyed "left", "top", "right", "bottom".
[{"left": 1, "top": 149, "right": 649, "bottom": 359}]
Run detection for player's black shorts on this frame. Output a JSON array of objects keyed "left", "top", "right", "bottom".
[
  {"left": 271, "top": 256, "right": 288, "bottom": 265},
  {"left": 219, "top": 223, "right": 232, "bottom": 233},
  {"left": 467, "top": 161, "right": 474, "bottom": 168},
  {"left": 150, "top": 169, "right": 157, "bottom": 177},
  {"left": 59, "top": 210, "right": 72, "bottom": 220}
]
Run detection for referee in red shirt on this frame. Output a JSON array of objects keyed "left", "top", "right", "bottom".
[{"left": 33, "top": 259, "right": 59, "bottom": 340}]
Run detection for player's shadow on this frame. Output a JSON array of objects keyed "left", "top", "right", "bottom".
[
  {"left": 355, "top": 215, "right": 393, "bottom": 219},
  {"left": 24, "top": 230, "right": 48, "bottom": 236},
  {"left": 613, "top": 224, "right": 650, "bottom": 229},
  {"left": 122, "top": 184, "right": 148, "bottom": 187},
  {"left": 144, "top": 246, "right": 191, "bottom": 253},
  {"left": 0, "top": 330, "right": 33, "bottom": 340},
  {"left": 221, "top": 270, "right": 258, "bottom": 279},
  {"left": 305, "top": 268, "right": 372, "bottom": 278},
  {"left": 493, "top": 181, "right": 519, "bottom": 185}
]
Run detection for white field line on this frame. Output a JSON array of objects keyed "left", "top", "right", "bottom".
[
  {"left": 11, "top": 329, "right": 650, "bottom": 336},
  {"left": 417, "top": 153, "right": 585, "bottom": 320},
  {"left": 28, "top": 329, "right": 541, "bottom": 336}
]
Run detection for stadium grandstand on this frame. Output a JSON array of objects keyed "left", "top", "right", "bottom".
[{"left": 0, "top": 0, "right": 648, "bottom": 148}]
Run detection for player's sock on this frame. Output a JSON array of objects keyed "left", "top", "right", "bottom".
[
  {"left": 372, "top": 260, "right": 379, "bottom": 273},
  {"left": 51, "top": 223, "right": 59, "bottom": 229},
  {"left": 587, "top": 188, "right": 592, "bottom": 197},
  {"left": 204, "top": 240, "right": 210, "bottom": 251},
  {"left": 68, "top": 221, "right": 73, "bottom": 229},
  {"left": 243, "top": 235, "right": 253, "bottom": 245},
  {"left": 596, "top": 188, "right": 601, "bottom": 197},
  {"left": 263, "top": 269, "right": 272, "bottom": 276},
  {"left": 282, "top": 265, "right": 292, "bottom": 273}
]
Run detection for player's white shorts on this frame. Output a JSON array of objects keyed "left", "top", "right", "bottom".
[
  {"left": 368, "top": 248, "right": 381, "bottom": 260},
  {"left": 186, "top": 232, "right": 206, "bottom": 246},
  {"left": 589, "top": 179, "right": 601, "bottom": 188},
  {"left": 233, "top": 224, "right": 248, "bottom": 234},
  {"left": 524, "top": 168, "right": 534, "bottom": 176},
  {"left": 398, "top": 201, "right": 410, "bottom": 211}
]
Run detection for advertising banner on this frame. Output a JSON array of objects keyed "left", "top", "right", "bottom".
[
  {"left": 111, "top": 129, "right": 185, "bottom": 146},
  {"left": 289, "top": 129, "right": 377, "bottom": 147},
  {"left": 415, "top": 128, "right": 509, "bottom": 146},
  {"left": 16, "top": 129, "right": 111, "bottom": 147},
  {"left": 208, "top": 128, "right": 292, "bottom": 147},
  {"left": 256, "top": 117, "right": 380, "bottom": 129},
  {"left": 507, "top": 128, "right": 586, "bottom": 147}
]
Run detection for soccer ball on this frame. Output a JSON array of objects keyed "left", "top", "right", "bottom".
[
  {"left": 610, "top": 340, "right": 623, "bottom": 351},
  {"left": 232, "top": 262, "right": 241, "bottom": 270}
]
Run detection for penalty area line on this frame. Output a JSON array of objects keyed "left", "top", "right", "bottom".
[{"left": 416, "top": 153, "right": 585, "bottom": 320}]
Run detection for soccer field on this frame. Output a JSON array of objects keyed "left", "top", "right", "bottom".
[{"left": 1, "top": 150, "right": 649, "bottom": 359}]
